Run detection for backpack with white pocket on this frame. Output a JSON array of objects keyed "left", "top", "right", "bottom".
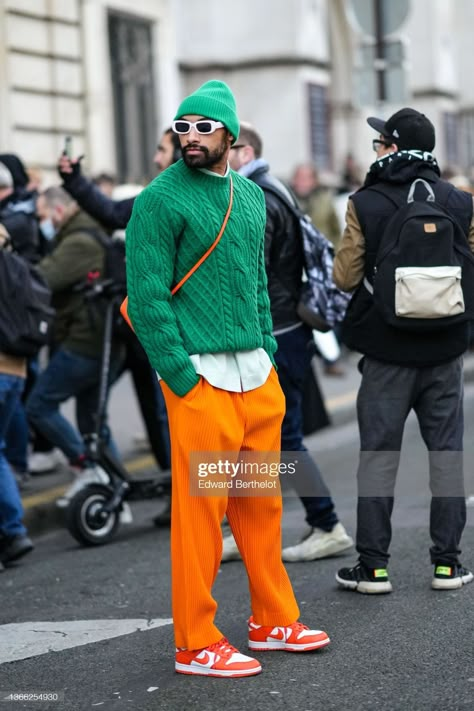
[{"left": 365, "top": 178, "right": 474, "bottom": 331}]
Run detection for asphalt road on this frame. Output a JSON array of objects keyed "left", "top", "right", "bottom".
[{"left": 1, "top": 387, "right": 474, "bottom": 711}]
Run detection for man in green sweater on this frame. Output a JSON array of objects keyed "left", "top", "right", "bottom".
[{"left": 126, "top": 80, "right": 330, "bottom": 678}]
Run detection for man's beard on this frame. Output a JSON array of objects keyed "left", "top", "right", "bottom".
[{"left": 182, "top": 136, "right": 228, "bottom": 169}]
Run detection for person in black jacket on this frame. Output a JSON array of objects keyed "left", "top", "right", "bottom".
[
  {"left": 333, "top": 108, "right": 474, "bottom": 593},
  {"left": 0, "top": 156, "right": 58, "bottom": 485},
  {"left": 0, "top": 155, "right": 42, "bottom": 263},
  {"left": 57, "top": 129, "right": 182, "bottom": 525},
  {"left": 57, "top": 128, "right": 181, "bottom": 230},
  {"left": 220, "top": 123, "right": 353, "bottom": 562}
]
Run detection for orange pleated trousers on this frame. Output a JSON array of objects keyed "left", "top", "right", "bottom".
[{"left": 160, "top": 367, "right": 300, "bottom": 650}]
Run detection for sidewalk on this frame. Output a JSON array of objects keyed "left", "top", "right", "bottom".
[{"left": 20, "top": 350, "right": 474, "bottom": 537}]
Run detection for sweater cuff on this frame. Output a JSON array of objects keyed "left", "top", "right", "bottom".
[
  {"left": 162, "top": 363, "right": 200, "bottom": 397},
  {"left": 263, "top": 334, "right": 277, "bottom": 367}
]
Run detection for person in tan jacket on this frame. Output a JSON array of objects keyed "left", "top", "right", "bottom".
[
  {"left": 333, "top": 108, "right": 474, "bottom": 594},
  {"left": 0, "top": 222, "right": 34, "bottom": 570}
]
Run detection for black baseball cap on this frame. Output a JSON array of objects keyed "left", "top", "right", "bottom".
[{"left": 367, "top": 108, "right": 435, "bottom": 151}]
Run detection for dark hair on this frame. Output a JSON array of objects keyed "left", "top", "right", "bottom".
[
  {"left": 0, "top": 153, "right": 29, "bottom": 188},
  {"left": 164, "top": 127, "right": 182, "bottom": 163},
  {"left": 238, "top": 125, "right": 263, "bottom": 158}
]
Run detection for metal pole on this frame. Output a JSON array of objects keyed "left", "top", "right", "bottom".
[{"left": 374, "top": 0, "right": 386, "bottom": 103}]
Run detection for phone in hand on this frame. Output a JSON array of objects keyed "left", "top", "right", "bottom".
[{"left": 64, "top": 135, "right": 73, "bottom": 159}]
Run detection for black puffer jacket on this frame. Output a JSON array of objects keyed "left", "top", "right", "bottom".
[
  {"left": 0, "top": 187, "right": 41, "bottom": 263},
  {"left": 246, "top": 161, "right": 303, "bottom": 330}
]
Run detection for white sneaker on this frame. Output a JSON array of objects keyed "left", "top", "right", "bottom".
[
  {"left": 282, "top": 523, "right": 353, "bottom": 562},
  {"left": 119, "top": 502, "right": 133, "bottom": 524},
  {"left": 221, "top": 533, "right": 242, "bottom": 562},
  {"left": 466, "top": 496, "right": 474, "bottom": 507},
  {"left": 56, "top": 465, "right": 110, "bottom": 508},
  {"left": 29, "top": 449, "right": 66, "bottom": 474}
]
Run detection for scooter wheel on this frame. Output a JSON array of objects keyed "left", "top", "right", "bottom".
[{"left": 66, "top": 484, "right": 120, "bottom": 546}]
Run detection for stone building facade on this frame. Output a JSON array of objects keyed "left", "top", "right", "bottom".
[{"left": 1, "top": 0, "right": 473, "bottom": 187}]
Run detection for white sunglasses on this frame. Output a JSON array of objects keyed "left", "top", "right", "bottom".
[{"left": 172, "top": 119, "right": 225, "bottom": 135}]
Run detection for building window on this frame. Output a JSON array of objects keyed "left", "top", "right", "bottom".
[
  {"left": 307, "top": 84, "right": 331, "bottom": 170},
  {"left": 108, "top": 12, "right": 157, "bottom": 183},
  {"left": 443, "top": 112, "right": 459, "bottom": 169}
]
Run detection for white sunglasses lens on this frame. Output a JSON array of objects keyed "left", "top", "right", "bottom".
[
  {"left": 195, "top": 121, "right": 213, "bottom": 134},
  {"left": 174, "top": 121, "right": 190, "bottom": 133}
]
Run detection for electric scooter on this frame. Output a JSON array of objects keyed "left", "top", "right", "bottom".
[{"left": 66, "top": 278, "right": 170, "bottom": 546}]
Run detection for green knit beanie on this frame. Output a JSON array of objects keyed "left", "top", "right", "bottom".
[{"left": 174, "top": 80, "right": 240, "bottom": 143}]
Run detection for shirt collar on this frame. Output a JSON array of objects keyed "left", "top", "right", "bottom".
[{"left": 199, "top": 162, "right": 230, "bottom": 178}]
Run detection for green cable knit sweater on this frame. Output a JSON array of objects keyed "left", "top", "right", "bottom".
[{"left": 126, "top": 160, "right": 277, "bottom": 397}]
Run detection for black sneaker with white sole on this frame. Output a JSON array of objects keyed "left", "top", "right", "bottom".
[
  {"left": 336, "top": 562, "right": 393, "bottom": 594},
  {"left": 432, "top": 564, "right": 473, "bottom": 590}
]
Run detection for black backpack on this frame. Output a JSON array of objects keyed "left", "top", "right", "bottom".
[
  {"left": 254, "top": 174, "right": 351, "bottom": 332},
  {"left": 80, "top": 228, "right": 129, "bottom": 340},
  {"left": 0, "top": 247, "right": 55, "bottom": 357},
  {"left": 367, "top": 178, "right": 474, "bottom": 331},
  {"left": 81, "top": 228, "right": 127, "bottom": 297}
]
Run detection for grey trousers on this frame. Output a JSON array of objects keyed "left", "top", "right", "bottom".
[{"left": 355, "top": 356, "right": 466, "bottom": 568}]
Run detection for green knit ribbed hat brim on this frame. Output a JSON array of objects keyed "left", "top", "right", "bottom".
[{"left": 174, "top": 80, "right": 240, "bottom": 143}]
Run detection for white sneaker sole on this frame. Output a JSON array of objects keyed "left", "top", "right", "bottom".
[
  {"left": 175, "top": 662, "right": 261, "bottom": 677},
  {"left": 282, "top": 537, "right": 353, "bottom": 562},
  {"left": 248, "top": 636, "right": 330, "bottom": 652},
  {"left": 432, "top": 572, "right": 473, "bottom": 590},
  {"left": 335, "top": 573, "right": 393, "bottom": 594},
  {"left": 221, "top": 552, "right": 242, "bottom": 563}
]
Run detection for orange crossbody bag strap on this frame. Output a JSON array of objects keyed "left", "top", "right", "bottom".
[{"left": 120, "top": 174, "right": 234, "bottom": 330}]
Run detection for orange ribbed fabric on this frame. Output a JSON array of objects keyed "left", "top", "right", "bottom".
[{"left": 161, "top": 368, "right": 300, "bottom": 650}]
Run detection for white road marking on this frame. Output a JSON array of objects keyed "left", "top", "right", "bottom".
[{"left": 0, "top": 618, "right": 172, "bottom": 664}]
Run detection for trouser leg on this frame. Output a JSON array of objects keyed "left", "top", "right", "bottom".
[
  {"left": 126, "top": 338, "right": 171, "bottom": 470},
  {"left": 275, "top": 326, "right": 337, "bottom": 531},
  {"left": 0, "top": 376, "right": 27, "bottom": 537},
  {"left": 161, "top": 377, "right": 241, "bottom": 650},
  {"left": 226, "top": 367, "right": 300, "bottom": 626},
  {"left": 413, "top": 357, "right": 466, "bottom": 565},
  {"left": 355, "top": 358, "right": 413, "bottom": 568},
  {"left": 162, "top": 369, "right": 299, "bottom": 650},
  {"left": 26, "top": 349, "right": 95, "bottom": 462}
]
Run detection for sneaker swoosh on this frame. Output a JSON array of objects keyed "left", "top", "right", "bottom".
[
  {"left": 271, "top": 628, "right": 285, "bottom": 641},
  {"left": 195, "top": 651, "right": 212, "bottom": 666}
]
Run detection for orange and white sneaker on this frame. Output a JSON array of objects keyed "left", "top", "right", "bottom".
[
  {"left": 248, "top": 617, "right": 330, "bottom": 652},
  {"left": 175, "top": 637, "right": 262, "bottom": 678}
]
